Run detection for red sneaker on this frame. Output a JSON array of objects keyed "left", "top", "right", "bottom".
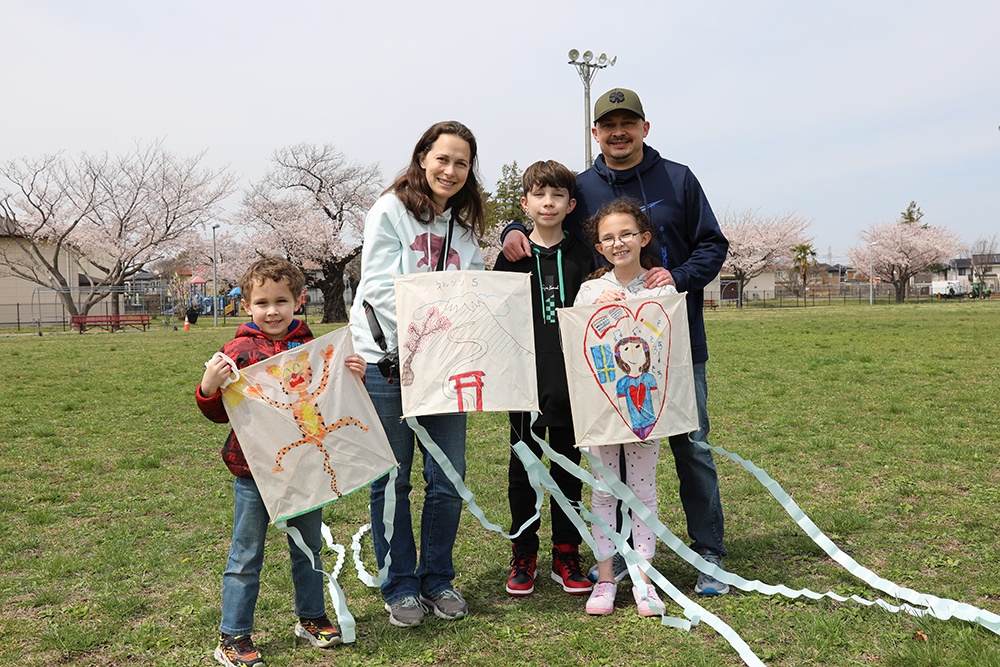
[
  {"left": 506, "top": 547, "right": 537, "bottom": 596},
  {"left": 550, "top": 543, "right": 593, "bottom": 594}
]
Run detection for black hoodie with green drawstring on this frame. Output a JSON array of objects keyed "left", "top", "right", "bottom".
[{"left": 493, "top": 233, "right": 595, "bottom": 428}]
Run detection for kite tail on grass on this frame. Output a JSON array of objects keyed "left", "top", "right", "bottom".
[
  {"left": 349, "top": 419, "right": 547, "bottom": 588},
  {"left": 347, "top": 412, "right": 997, "bottom": 659},
  {"left": 532, "top": 422, "right": 999, "bottom": 636},
  {"left": 404, "top": 413, "right": 765, "bottom": 666},
  {"left": 685, "top": 435, "right": 1000, "bottom": 635},
  {"left": 277, "top": 520, "right": 356, "bottom": 644},
  {"left": 512, "top": 433, "right": 768, "bottom": 667}
]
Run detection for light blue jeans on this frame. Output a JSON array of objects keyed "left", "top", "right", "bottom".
[
  {"left": 220, "top": 476, "right": 326, "bottom": 635},
  {"left": 364, "top": 366, "right": 467, "bottom": 604},
  {"left": 666, "top": 362, "right": 727, "bottom": 557}
]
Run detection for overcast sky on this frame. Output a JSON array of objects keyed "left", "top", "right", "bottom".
[{"left": 5, "top": 0, "right": 998, "bottom": 264}]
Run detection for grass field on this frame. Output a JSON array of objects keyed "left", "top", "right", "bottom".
[{"left": 0, "top": 301, "right": 997, "bottom": 666}]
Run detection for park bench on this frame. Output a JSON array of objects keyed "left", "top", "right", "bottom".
[
  {"left": 71, "top": 313, "right": 151, "bottom": 333},
  {"left": 704, "top": 299, "right": 718, "bottom": 310}
]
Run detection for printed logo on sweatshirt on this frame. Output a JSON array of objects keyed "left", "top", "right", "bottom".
[{"left": 541, "top": 278, "right": 560, "bottom": 324}]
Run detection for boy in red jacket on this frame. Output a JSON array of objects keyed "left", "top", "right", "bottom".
[{"left": 196, "top": 257, "right": 365, "bottom": 667}]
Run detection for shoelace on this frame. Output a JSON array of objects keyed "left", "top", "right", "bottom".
[
  {"left": 227, "top": 635, "right": 258, "bottom": 656},
  {"left": 398, "top": 596, "right": 427, "bottom": 610},
  {"left": 559, "top": 551, "right": 585, "bottom": 577},
  {"left": 435, "top": 589, "right": 464, "bottom": 603},
  {"left": 511, "top": 551, "right": 533, "bottom": 571}
]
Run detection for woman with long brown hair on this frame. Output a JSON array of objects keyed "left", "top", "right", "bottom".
[{"left": 349, "top": 121, "right": 486, "bottom": 628}]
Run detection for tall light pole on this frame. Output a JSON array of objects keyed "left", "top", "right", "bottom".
[
  {"left": 868, "top": 241, "right": 879, "bottom": 305},
  {"left": 567, "top": 49, "right": 616, "bottom": 168},
  {"left": 212, "top": 223, "right": 220, "bottom": 326}
]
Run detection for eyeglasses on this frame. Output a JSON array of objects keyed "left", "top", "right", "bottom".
[{"left": 598, "top": 232, "right": 641, "bottom": 248}]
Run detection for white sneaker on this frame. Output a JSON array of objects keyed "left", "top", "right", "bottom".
[
  {"left": 585, "top": 581, "right": 617, "bottom": 616},
  {"left": 633, "top": 583, "right": 664, "bottom": 617}
]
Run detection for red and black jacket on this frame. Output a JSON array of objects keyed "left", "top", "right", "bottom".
[{"left": 195, "top": 320, "right": 313, "bottom": 478}]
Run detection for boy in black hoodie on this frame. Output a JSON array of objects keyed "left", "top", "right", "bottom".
[
  {"left": 500, "top": 88, "right": 731, "bottom": 597},
  {"left": 493, "top": 160, "right": 596, "bottom": 597}
]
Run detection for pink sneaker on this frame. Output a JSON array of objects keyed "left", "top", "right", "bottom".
[
  {"left": 633, "top": 583, "right": 664, "bottom": 617},
  {"left": 585, "top": 581, "right": 617, "bottom": 616}
]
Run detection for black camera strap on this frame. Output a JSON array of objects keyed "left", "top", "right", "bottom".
[
  {"left": 435, "top": 212, "right": 456, "bottom": 272},
  {"left": 362, "top": 300, "right": 387, "bottom": 352}
]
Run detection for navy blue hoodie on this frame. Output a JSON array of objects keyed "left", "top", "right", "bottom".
[{"left": 505, "top": 144, "right": 727, "bottom": 363}]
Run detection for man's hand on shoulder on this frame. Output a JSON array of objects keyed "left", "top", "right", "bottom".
[
  {"left": 643, "top": 267, "right": 674, "bottom": 289},
  {"left": 502, "top": 229, "right": 531, "bottom": 262}
]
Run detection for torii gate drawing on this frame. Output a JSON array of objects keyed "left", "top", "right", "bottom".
[{"left": 449, "top": 370, "right": 485, "bottom": 412}]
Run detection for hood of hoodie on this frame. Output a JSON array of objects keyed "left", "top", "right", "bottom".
[{"left": 591, "top": 143, "right": 662, "bottom": 189}]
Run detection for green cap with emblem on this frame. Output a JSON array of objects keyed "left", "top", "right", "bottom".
[{"left": 594, "top": 88, "right": 645, "bottom": 123}]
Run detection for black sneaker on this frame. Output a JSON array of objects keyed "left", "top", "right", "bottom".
[{"left": 214, "top": 633, "right": 265, "bottom": 667}]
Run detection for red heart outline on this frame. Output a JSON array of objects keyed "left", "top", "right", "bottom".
[{"left": 582, "top": 301, "right": 671, "bottom": 438}]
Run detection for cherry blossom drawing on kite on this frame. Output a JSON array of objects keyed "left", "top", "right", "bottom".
[{"left": 393, "top": 271, "right": 538, "bottom": 417}]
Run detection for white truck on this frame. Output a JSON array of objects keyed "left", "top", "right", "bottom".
[{"left": 931, "top": 280, "right": 964, "bottom": 298}]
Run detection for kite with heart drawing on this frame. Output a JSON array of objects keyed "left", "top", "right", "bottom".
[{"left": 557, "top": 292, "right": 698, "bottom": 447}]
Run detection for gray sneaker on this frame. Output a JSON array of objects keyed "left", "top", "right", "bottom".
[
  {"left": 587, "top": 552, "right": 629, "bottom": 583},
  {"left": 694, "top": 552, "right": 730, "bottom": 596},
  {"left": 384, "top": 596, "right": 427, "bottom": 627},
  {"left": 419, "top": 588, "right": 468, "bottom": 620}
]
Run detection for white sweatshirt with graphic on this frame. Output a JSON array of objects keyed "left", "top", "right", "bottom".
[{"left": 349, "top": 193, "right": 485, "bottom": 362}]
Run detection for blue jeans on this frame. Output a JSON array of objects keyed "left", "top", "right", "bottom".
[
  {"left": 365, "top": 366, "right": 467, "bottom": 603},
  {"left": 666, "top": 362, "right": 727, "bottom": 557},
  {"left": 220, "top": 476, "right": 326, "bottom": 635}
]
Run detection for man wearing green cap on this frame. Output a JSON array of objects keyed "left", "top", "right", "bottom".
[{"left": 501, "top": 87, "right": 731, "bottom": 596}]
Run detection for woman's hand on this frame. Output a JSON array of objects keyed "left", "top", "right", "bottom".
[{"left": 344, "top": 354, "right": 367, "bottom": 379}]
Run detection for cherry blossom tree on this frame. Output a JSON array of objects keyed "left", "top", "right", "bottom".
[
  {"left": 479, "top": 224, "right": 503, "bottom": 270},
  {"left": 74, "top": 142, "right": 236, "bottom": 315},
  {"left": 152, "top": 228, "right": 253, "bottom": 315},
  {"left": 240, "top": 143, "right": 381, "bottom": 323},
  {"left": 1, "top": 144, "right": 235, "bottom": 316},
  {"left": 847, "top": 215, "right": 962, "bottom": 303},
  {"left": 719, "top": 208, "right": 811, "bottom": 307},
  {"left": 0, "top": 153, "right": 103, "bottom": 316}
]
